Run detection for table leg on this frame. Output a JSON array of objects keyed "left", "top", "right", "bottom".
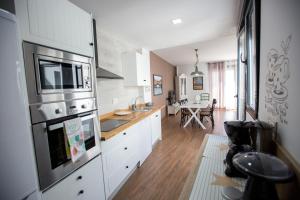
[
  {"left": 192, "top": 108, "right": 206, "bottom": 129},
  {"left": 183, "top": 108, "right": 194, "bottom": 128},
  {"left": 183, "top": 108, "right": 206, "bottom": 129}
]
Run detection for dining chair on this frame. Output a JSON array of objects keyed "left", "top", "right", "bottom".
[{"left": 200, "top": 98, "right": 217, "bottom": 127}]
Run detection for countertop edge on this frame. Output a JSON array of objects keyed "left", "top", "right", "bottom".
[{"left": 99, "top": 105, "right": 165, "bottom": 141}]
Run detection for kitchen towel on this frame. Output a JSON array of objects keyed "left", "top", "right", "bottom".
[{"left": 64, "top": 118, "right": 86, "bottom": 162}]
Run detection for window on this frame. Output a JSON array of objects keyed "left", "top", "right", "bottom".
[
  {"left": 238, "top": 0, "right": 260, "bottom": 119},
  {"left": 246, "top": 1, "right": 259, "bottom": 119}
]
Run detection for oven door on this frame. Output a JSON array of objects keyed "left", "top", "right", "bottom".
[{"left": 32, "top": 111, "right": 100, "bottom": 191}]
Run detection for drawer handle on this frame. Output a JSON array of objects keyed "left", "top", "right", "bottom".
[
  {"left": 125, "top": 166, "right": 129, "bottom": 169},
  {"left": 124, "top": 147, "right": 128, "bottom": 150},
  {"left": 123, "top": 132, "right": 127, "bottom": 135},
  {"left": 76, "top": 175, "right": 82, "bottom": 180},
  {"left": 78, "top": 190, "right": 84, "bottom": 195},
  {"left": 156, "top": 115, "right": 158, "bottom": 117}
]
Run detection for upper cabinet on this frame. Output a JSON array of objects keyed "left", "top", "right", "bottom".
[
  {"left": 122, "top": 48, "right": 151, "bottom": 86},
  {"left": 15, "top": 0, "right": 94, "bottom": 57}
]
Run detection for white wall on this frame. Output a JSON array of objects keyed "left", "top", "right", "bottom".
[
  {"left": 95, "top": 28, "right": 142, "bottom": 115},
  {"left": 258, "top": 0, "right": 300, "bottom": 163},
  {"left": 176, "top": 63, "right": 209, "bottom": 101}
]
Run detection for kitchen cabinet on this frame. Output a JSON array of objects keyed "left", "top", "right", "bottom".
[
  {"left": 101, "top": 115, "right": 154, "bottom": 197},
  {"left": 15, "top": 0, "right": 94, "bottom": 57},
  {"left": 101, "top": 124, "right": 141, "bottom": 197},
  {"left": 42, "top": 156, "right": 105, "bottom": 200},
  {"left": 122, "top": 48, "right": 151, "bottom": 86},
  {"left": 150, "top": 110, "right": 162, "bottom": 145},
  {"left": 138, "top": 117, "right": 153, "bottom": 165},
  {"left": 0, "top": 10, "right": 40, "bottom": 200}
]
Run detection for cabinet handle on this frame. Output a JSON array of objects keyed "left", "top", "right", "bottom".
[
  {"left": 89, "top": 42, "right": 94, "bottom": 46},
  {"left": 124, "top": 147, "right": 128, "bottom": 150},
  {"left": 78, "top": 190, "right": 84, "bottom": 195},
  {"left": 156, "top": 115, "right": 158, "bottom": 117},
  {"left": 76, "top": 175, "right": 82, "bottom": 180},
  {"left": 143, "top": 80, "right": 146, "bottom": 81},
  {"left": 123, "top": 132, "right": 127, "bottom": 135},
  {"left": 125, "top": 166, "right": 129, "bottom": 169}
]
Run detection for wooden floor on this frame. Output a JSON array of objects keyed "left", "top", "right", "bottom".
[{"left": 113, "top": 109, "right": 236, "bottom": 200}]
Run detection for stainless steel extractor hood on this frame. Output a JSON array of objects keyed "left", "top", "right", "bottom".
[
  {"left": 96, "top": 67, "right": 124, "bottom": 79},
  {"left": 93, "top": 19, "right": 123, "bottom": 79}
]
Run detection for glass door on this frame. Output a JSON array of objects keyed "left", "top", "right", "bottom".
[{"left": 237, "top": 28, "right": 247, "bottom": 120}]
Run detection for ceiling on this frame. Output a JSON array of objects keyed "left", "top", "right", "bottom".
[
  {"left": 154, "top": 35, "right": 237, "bottom": 66},
  {"left": 71, "top": 0, "right": 240, "bottom": 65}
]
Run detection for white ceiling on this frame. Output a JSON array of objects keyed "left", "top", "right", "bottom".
[
  {"left": 154, "top": 35, "right": 237, "bottom": 66},
  {"left": 70, "top": 0, "right": 240, "bottom": 65}
]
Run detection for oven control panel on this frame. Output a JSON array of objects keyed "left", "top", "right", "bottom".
[{"left": 30, "top": 98, "right": 97, "bottom": 124}]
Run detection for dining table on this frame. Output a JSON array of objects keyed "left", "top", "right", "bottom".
[{"left": 180, "top": 102, "right": 209, "bottom": 129}]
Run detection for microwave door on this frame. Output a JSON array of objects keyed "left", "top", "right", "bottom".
[{"left": 38, "top": 60, "right": 63, "bottom": 91}]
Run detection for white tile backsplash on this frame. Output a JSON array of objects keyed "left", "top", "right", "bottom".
[{"left": 95, "top": 28, "right": 141, "bottom": 115}]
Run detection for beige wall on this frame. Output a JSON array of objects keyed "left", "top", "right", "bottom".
[{"left": 150, "top": 52, "right": 176, "bottom": 119}]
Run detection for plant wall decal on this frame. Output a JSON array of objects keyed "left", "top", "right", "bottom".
[{"left": 265, "top": 35, "right": 292, "bottom": 124}]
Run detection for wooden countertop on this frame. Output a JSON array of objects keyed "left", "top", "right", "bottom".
[{"left": 99, "top": 105, "right": 165, "bottom": 141}]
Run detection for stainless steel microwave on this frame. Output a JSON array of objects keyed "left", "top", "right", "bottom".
[{"left": 22, "top": 42, "right": 95, "bottom": 104}]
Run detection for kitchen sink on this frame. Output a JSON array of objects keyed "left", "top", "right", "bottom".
[{"left": 133, "top": 107, "right": 152, "bottom": 112}]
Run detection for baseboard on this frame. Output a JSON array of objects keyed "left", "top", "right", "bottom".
[{"left": 275, "top": 142, "right": 300, "bottom": 199}]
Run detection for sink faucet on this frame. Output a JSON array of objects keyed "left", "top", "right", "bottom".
[{"left": 132, "top": 96, "right": 144, "bottom": 111}]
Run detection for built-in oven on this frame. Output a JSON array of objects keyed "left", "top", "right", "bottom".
[
  {"left": 22, "top": 42, "right": 95, "bottom": 104},
  {"left": 23, "top": 42, "right": 101, "bottom": 191},
  {"left": 31, "top": 98, "right": 100, "bottom": 191}
]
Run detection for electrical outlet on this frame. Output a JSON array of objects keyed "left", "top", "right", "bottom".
[{"left": 112, "top": 98, "right": 118, "bottom": 105}]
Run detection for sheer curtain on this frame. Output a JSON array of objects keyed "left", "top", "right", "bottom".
[
  {"left": 224, "top": 60, "right": 237, "bottom": 110},
  {"left": 208, "top": 60, "right": 237, "bottom": 110},
  {"left": 208, "top": 62, "right": 225, "bottom": 108}
]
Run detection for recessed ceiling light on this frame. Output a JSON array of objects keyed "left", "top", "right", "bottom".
[{"left": 172, "top": 18, "right": 182, "bottom": 25}]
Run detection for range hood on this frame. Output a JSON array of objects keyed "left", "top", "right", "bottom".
[
  {"left": 93, "top": 19, "right": 124, "bottom": 79},
  {"left": 96, "top": 67, "right": 124, "bottom": 79}
]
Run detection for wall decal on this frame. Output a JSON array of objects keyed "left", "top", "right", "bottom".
[{"left": 265, "top": 35, "right": 292, "bottom": 124}]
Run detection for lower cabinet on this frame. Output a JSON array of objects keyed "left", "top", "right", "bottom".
[
  {"left": 101, "top": 116, "right": 154, "bottom": 197},
  {"left": 42, "top": 156, "right": 106, "bottom": 200},
  {"left": 150, "top": 110, "right": 162, "bottom": 145},
  {"left": 138, "top": 117, "right": 153, "bottom": 165}
]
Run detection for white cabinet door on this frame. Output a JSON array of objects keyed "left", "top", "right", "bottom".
[
  {"left": 122, "top": 49, "right": 151, "bottom": 86},
  {"left": 142, "top": 49, "right": 151, "bottom": 86},
  {"left": 42, "top": 156, "right": 106, "bottom": 200},
  {"left": 138, "top": 118, "right": 152, "bottom": 165},
  {"left": 15, "top": 0, "right": 94, "bottom": 57},
  {"left": 101, "top": 124, "right": 140, "bottom": 196},
  {"left": 151, "top": 110, "right": 162, "bottom": 145},
  {"left": 136, "top": 52, "right": 145, "bottom": 86}
]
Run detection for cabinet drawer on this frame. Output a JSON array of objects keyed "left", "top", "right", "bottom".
[
  {"left": 103, "top": 133, "right": 138, "bottom": 176},
  {"left": 42, "top": 156, "right": 105, "bottom": 200},
  {"left": 108, "top": 154, "right": 138, "bottom": 193},
  {"left": 101, "top": 124, "right": 137, "bottom": 152}
]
